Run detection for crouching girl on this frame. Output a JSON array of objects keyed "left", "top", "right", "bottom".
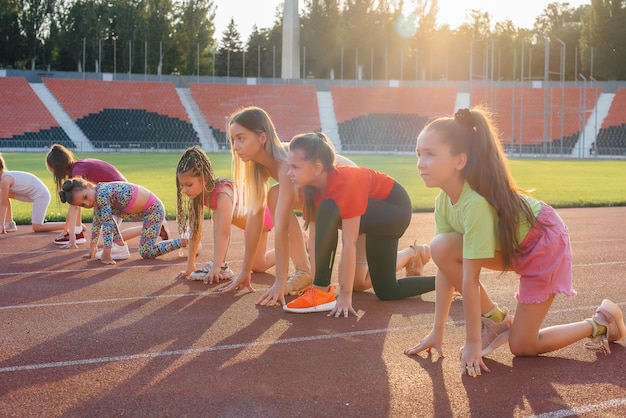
[{"left": 59, "top": 178, "right": 183, "bottom": 264}]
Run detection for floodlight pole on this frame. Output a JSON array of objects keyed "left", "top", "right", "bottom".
[
  {"left": 579, "top": 73, "right": 587, "bottom": 159},
  {"left": 590, "top": 76, "right": 598, "bottom": 158},
  {"left": 542, "top": 36, "right": 550, "bottom": 157},
  {"left": 556, "top": 38, "right": 566, "bottom": 156}
]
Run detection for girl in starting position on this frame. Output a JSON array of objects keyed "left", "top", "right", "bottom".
[
  {"left": 59, "top": 178, "right": 182, "bottom": 264},
  {"left": 46, "top": 143, "right": 140, "bottom": 247},
  {"left": 0, "top": 153, "right": 65, "bottom": 234},
  {"left": 405, "top": 106, "right": 625, "bottom": 377},
  {"left": 283, "top": 132, "right": 436, "bottom": 317},
  {"left": 175, "top": 145, "right": 275, "bottom": 283}
]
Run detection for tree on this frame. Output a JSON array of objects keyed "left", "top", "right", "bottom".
[
  {"left": 580, "top": 0, "right": 626, "bottom": 80},
  {"left": 0, "top": 0, "right": 27, "bottom": 68},
  {"left": 301, "top": 0, "right": 341, "bottom": 79},
  {"left": 246, "top": 26, "right": 271, "bottom": 78},
  {"left": 18, "top": 0, "right": 55, "bottom": 69},
  {"left": 172, "top": 0, "right": 216, "bottom": 76},
  {"left": 215, "top": 18, "right": 243, "bottom": 77},
  {"left": 142, "top": 0, "right": 175, "bottom": 75}
]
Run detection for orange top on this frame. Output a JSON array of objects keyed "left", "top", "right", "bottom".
[{"left": 313, "top": 165, "right": 395, "bottom": 220}]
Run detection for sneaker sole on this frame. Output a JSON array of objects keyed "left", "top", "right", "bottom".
[
  {"left": 283, "top": 300, "right": 337, "bottom": 313},
  {"left": 598, "top": 299, "right": 626, "bottom": 342},
  {"left": 96, "top": 254, "right": 130, "bottom": 260},
  {"left": 54, "top": 238, "right": 86, "bottom": 245},
  {"left": 95, "top": 248, "right": 130, "bottom": 260},
  {"left": 189, "top": 271, "right": 208, "bottom": 281},
  {"left": 189, "top": 271, "right": 234, "bottom": 281},
  {"left": 481, "top": 329, "right": 510, "bottom": 356}
]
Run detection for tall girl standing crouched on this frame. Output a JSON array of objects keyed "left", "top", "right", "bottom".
[
  {"left": 175, "top": 146, "right": 276, "bottom": 283},
  {"left": 404, "top": 106, "right": 625, "bottom": 377},
  {"left": 219, "top": 106, "right": 312, "bottom": 306},
  {"left": 59, "top": 178, "right": 183, "bottom": 265},
  {"left": 283, "top": 133, "right": 436, "bottom": 317}
]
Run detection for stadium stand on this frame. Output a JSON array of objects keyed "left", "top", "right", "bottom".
[
  {"left": 595, "top": 87, "right": 626, "bottom": 155},
  {"left": 43, "top": 79, "right": 198, "bottom": 149},
  {"left": 471, "top": 86, "right": 600, "bottom": 155},
  {"left": 188, "top": 83, "right": 321, "bottom": 149},
  {"left": 331, "top": 86, "right": 457, "bottom": 152},
  {"left": 0, "top": 77, "right": 75, "bottom": 149}
]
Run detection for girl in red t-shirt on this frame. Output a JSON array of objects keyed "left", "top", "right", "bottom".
[{"left": 283, "top": 132, "right": 435, "bottom": 317}]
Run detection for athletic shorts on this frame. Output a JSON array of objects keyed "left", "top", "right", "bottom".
[{"left": 513, "top": 203, "right": 577, "bottom": 304}]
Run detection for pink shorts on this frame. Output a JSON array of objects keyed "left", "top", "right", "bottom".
[
  {"left": 512, "top": 203, "right": 577, "bottom": 304},
  {"left": 263, "top": 206, "right": 274, "bottom": 231}
]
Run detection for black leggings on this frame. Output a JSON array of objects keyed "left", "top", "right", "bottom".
[{"left": 313, "top": 182, "right": 435, "bottom": 300}]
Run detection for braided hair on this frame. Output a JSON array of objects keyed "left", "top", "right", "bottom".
[{"left": 176, "top": 146, "right": 225, "bottom": 242}]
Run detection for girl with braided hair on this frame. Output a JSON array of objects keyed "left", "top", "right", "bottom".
[{"left": 175, "top": 146, "right": 275, "bottom": 283}]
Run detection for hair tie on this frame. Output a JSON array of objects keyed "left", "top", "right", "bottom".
[{"left": 454, "top": 108, "right": 475, "bottom": 129}]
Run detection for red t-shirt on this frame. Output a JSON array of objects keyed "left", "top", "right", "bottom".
[
  {"left": 312, "top": 165, "right": 394, "bottom": 220},
  {"left": 71, "top": 159, "right": 127, "bottom": 183}
]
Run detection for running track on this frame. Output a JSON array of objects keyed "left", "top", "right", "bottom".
[{"left": 1, "top": 208, "right": 625, "bottom": 417}]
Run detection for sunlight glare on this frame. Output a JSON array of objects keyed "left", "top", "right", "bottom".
[{"left": 395, "top": 5, "right": 419, "bottom": 39}]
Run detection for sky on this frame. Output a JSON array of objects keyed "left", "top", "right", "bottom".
[{"left": 212, "top": 0, "right": 590, "bottom": 41}]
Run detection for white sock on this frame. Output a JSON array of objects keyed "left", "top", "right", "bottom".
[{"left": 74, "top": 226, "right": 83, "bottom": 234}]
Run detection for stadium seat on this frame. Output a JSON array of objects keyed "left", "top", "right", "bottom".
[
  {"left": 189, "top": 83, "right": 321, "bottom": 148},
  {"left": 43, "top": 78, "right": 197, "bottom": 148},
  {"left": 0, "top": 77, "right": 75, "bottom": 149}
]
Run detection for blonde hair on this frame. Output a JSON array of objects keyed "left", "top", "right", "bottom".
[
  {"left": 419, "top": 105, "right": 535, "bottom": 268},
  {"left": 228, "top": 106, "right": 286, "bottom": 217}
]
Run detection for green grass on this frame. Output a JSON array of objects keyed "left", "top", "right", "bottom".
[{"left": 2, "top": 152, "right": 625, "bottom": 224}]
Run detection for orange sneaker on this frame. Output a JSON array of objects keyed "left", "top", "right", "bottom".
[{"left": 283, "top": 285, "right": 336, "bottom": 313}]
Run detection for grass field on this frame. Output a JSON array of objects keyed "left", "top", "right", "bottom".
[{"left": 2, "top": 151, "right": 625, "bottom": 224}]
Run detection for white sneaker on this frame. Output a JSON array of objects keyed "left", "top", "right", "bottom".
[
  {"left": 96, "top": 243, "right": 130, "bottom": 260},
  {"left": 4, "top": 221, "right": 17, "bottom": 232},
  {"left": 189, "top": 261, "right": 235, "bottom": 281}
]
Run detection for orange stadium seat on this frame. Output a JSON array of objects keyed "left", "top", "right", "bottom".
[
  {"left": 188, "top": 83, "right": 320, "bottom": 148},
  {"left": 0, "top": 77, "right": 75, "bottom": 148},
  {"left": 471, "top": 86, "right": 600, "bottom": 154},
  {"left": 43, "top": 78, "right": 198, "bottom": 148},
  {"left": 330, "top": 86, "right": 457, "bottom": 151},
  {"left": 595, "top": 87, "right": 626, "bottom": 155}
]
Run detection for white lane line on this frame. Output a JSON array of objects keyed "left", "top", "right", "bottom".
[
  {"left": 0, "top": 326, "right": 419, "bottom": 373},
  {"left": 0, "top": 262, "right": 185, "bottom": 277},
  {"left": 528, "top": 397, "right": 626, "bottom": 417},
  {"left": 0, "top": 292, "right": 212, "bottom": 310}
]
